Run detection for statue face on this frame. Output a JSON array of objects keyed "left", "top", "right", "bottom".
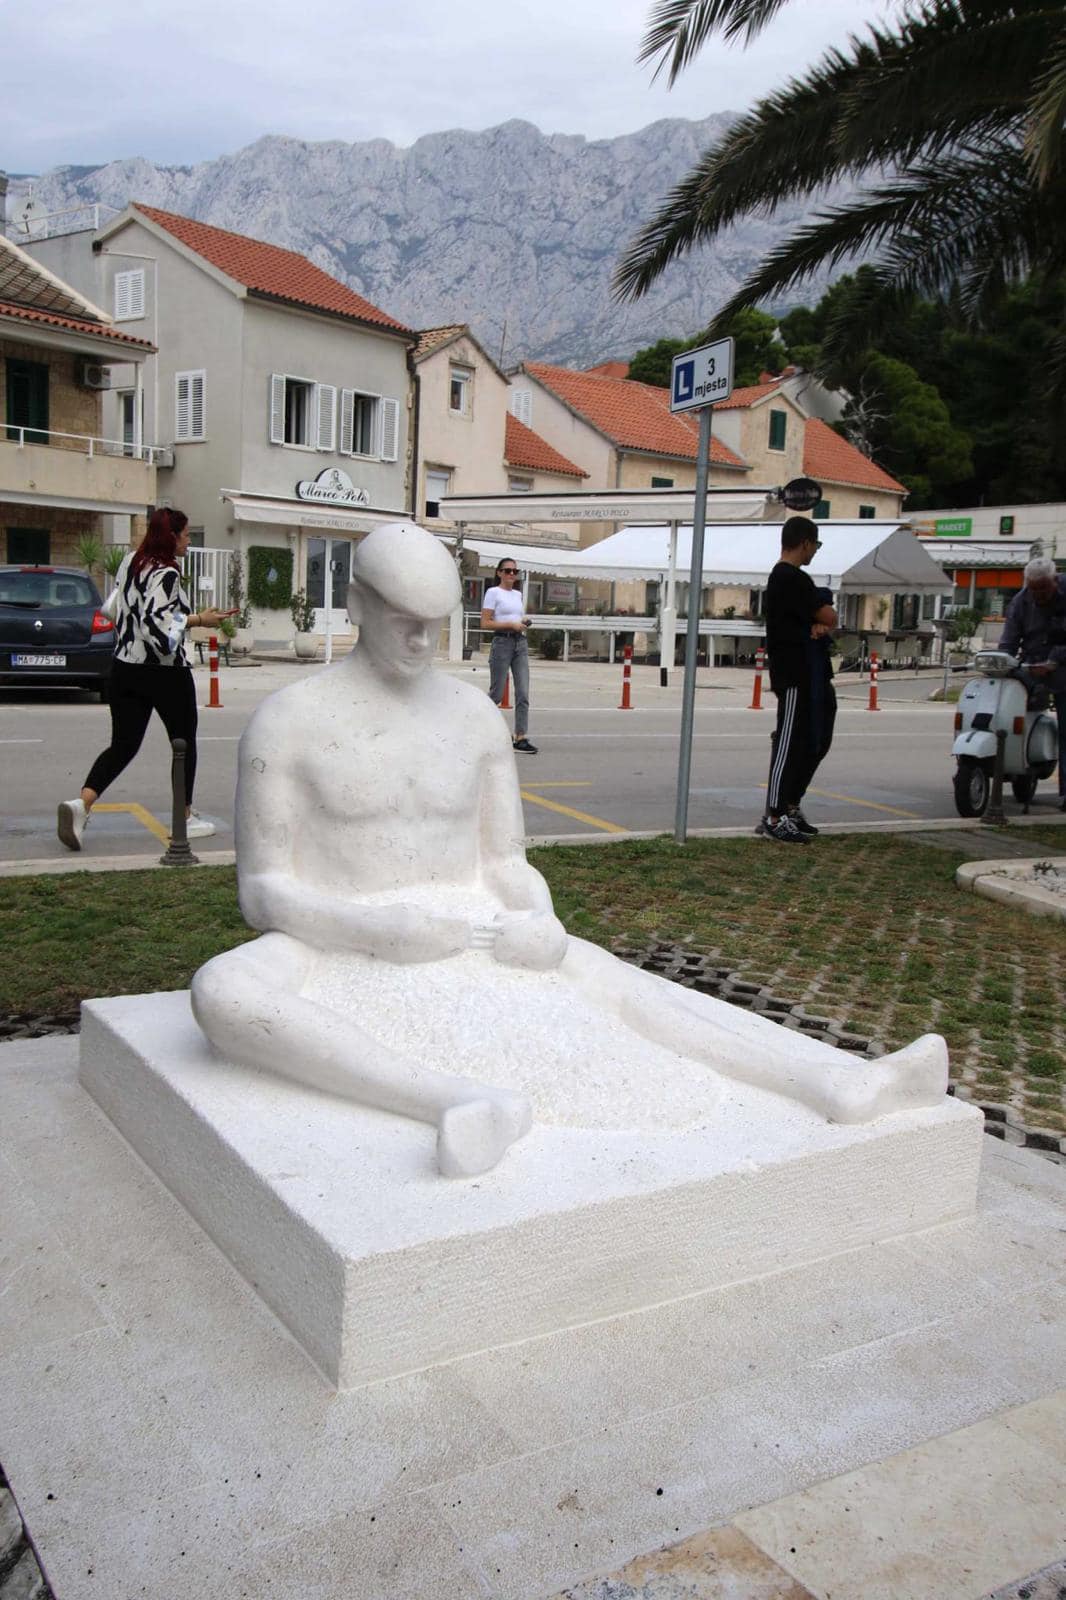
[{"left": 356, "top": 585, "right": 441, "bottom": 681}]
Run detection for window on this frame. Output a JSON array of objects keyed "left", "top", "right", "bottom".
[
  {"left": 114, "top": 270, "right": 145, "bottom": 321},
  {"left": 6, "top": 359, "right": 49, "bottom": 444},
  {"left": 175, "top": 371, "right": 206, "bottom": 442},
  {"left": 651, "top": 476, "right": 674, "bottom": 488},
  {"left": 813, "top": 499, "right": 831, "bottom": 519},
  {"left": 339, "top": 390, "right": 400, "bottom": 459},
  {"left": 5, "top": 528, "right": 50, "bottom": 564},
  {"left": 269, "top": 375, "right": 315, "bottom": 446},
  {"left": 510, "top": 388, "right": 533, "bottom": 426},
  {"left": 118, "top": 390, "right": 142, "bottom": 456},
  {"left": 507, "top": 475, "right": 533, "bottom": 494},
  {"left": 425, "top": 468, "right": 452, "bottom": 518},
  {"left": 768, "top": 409, "right": 787, "bottom": 451},
  {"left": 858, "top": 504, "right": 876, "bottom": 519},
  {"left": 449, "top": 366, "right": 472, "bottom": 414}
]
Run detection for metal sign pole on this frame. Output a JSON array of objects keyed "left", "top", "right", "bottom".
[{"left": 674, "top": 406, "right": 713, "bottom": 843}]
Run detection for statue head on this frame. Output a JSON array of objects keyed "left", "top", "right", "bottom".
[{"left": 348, "top": 522, "right": 461, "bottom": 681}]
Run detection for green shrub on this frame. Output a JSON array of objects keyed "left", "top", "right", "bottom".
[{"left": 247, "top": 545, "right": 294, "bottom": 610}]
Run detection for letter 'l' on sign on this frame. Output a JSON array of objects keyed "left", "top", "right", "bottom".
[{"left": 670, "top": 338, "right": 735, "bottom": 413}]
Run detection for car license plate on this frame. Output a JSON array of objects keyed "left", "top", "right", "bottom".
[{"left": 12, "top": 653, "right": 66, "bottom": 667}]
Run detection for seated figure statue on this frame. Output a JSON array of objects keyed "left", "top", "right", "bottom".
[{"left": 192, "top": 523, "right": 948, "bottom": 1179}]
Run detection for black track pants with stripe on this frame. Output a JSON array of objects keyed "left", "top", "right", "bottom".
[{"left": 766, "top": 683, "right": 825, "bottom": 816}]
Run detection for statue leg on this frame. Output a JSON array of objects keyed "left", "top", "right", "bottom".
[
  {"left": 561, "top": 937, "right": 947, "bottom": 1123},
  {"left": 190, "top": 934, "right": 532, "bottom": 1178}
]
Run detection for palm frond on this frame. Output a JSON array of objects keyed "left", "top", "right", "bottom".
[
  {"left": 615, "top": 2, "right": 1045, "bottom": 302},
  {"left": 1026, "top": 21, "right": 1066, "bottom": 182},
  {"left": 638, "top": 0, "right": 794, "bottom": 86}
]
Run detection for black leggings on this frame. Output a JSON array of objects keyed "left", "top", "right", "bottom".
[{"left": 84, "top": 659, "right": 198, "bottom": 804}]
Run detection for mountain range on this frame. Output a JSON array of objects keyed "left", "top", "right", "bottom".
[{"left": 13, "top": 119, "right": 844, "bottom": 366}]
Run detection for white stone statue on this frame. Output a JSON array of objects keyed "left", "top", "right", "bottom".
[{"left": 191, "top": 523, "right": 948, "bottom": 1179}]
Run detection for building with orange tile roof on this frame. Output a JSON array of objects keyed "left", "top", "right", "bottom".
[
  {"left": 0, "top": 231, "right": 158, "bottom": 566},
  {"left": 26, "top": 203, "right": 416, "bottom": 647}
]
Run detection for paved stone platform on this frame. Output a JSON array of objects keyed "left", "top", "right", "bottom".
[{"left": 1, "top": 1036, "right": 1064, "bottom": 1599}]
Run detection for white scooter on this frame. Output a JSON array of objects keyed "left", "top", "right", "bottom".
[{"left": 952, "top": 650, "right": 1059, "bottom": 817}]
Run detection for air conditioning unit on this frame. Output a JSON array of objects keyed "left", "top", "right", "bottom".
[{"left": 78, "top": 361, "right": 111, "bottom": 390}]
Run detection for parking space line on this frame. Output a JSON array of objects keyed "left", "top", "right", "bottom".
[
  {"left": 804, "top": 786, "right": 922, "bottom": 819},
  {"left": 518, "top": 781, "right": 592, "bottom": 789},
  {"left": 519, "top": 790, "right": 627, "bottom": 833},
  {"left": 93, "top": 802, "right": 171, "bottom": 845}
]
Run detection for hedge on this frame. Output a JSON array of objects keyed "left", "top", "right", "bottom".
[{"left": 247, "top": 545, "right": 294, "bottom": 610}]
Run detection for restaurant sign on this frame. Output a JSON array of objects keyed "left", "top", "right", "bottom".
[{"left": 296, "top": 468, "right": 370, "bottom": 506}]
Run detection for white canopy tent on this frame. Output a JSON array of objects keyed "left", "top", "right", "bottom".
[{"left": 460, "top": 521, "right": 953, "bottom": 595}]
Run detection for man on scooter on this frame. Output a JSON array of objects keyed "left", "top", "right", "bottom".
[{"left": 999, "top": 556, "right": 1066, "bottom": 809}]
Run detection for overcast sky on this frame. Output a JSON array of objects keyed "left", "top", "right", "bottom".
[{"left": 4, "top": 0, "right": 894, "bottom": 175}]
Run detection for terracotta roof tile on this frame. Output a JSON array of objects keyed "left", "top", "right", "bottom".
[
  {"left": 525, "top": 363, "right": 747, "bottom": 469},
  {"left": 505, "top": 414, "right": 587, "bottom": 479},
  {"left": 133, "top": 204, "right": 412, "bottom": 336},
  {"left": 712, "top": 382, "right": 780, "bottom": 410},
  {"left": 803, "top": 417, "right": 906, "bottom": 494},
  {"left": 584, "top": 360, "right": 630, "bottom": 378},
  {"left": 0, "top": 299, "right": 154, "bottom": 348},
  {"left": 413, "top": 324, "right": 466, "bottom": 359}
]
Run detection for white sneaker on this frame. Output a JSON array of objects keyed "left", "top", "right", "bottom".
[
  {"left": 57, "top": 798, "right": 89, "bottom": 852},
  {"left": 184, "top": 810, "right": 216, "bottom": 840}
]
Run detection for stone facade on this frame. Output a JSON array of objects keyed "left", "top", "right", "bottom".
[{"left": 0, "top": 338, "right": 103, "bottom": 449}]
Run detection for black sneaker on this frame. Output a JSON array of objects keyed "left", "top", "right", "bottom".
[
  {"left": 754, "top": 816, "right": 769, "bottom": 836},
  {"left": 765, "top": 814, "right": 810, "bottom": 845},
  {"left": 789, "top": 808, "right": 819, "bottom": 836},
  {"left": 513, "top": 738, "right": 538, "bottom": 754}
]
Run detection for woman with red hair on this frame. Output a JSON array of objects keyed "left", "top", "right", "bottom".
[{"left": 57, "top": 507, "right": 234, "bottom": 851}]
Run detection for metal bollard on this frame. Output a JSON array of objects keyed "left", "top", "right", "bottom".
[
  {"left": 867, "top": 650, "right": 881, "bottom": 711},
  {"left": 749, "top": 646, "right": 765, "bottom": 710},
  {"left": 206, "top": 633, "right": 222, "bottom": 709},
  {"left": 618, "top": 644, "right": 633, "bottom": 710},
  {"left": 982, "top": 728, "right": 1009, "bottom": 826},
  {"left": 160, "top": 738, "right": 200, "bottom": 866}
]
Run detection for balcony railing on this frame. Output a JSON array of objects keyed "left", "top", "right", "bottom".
[{"left": 4, "top": 424, "right": 171, "bottom": 466}]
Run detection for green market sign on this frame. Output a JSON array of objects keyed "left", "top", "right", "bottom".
[{"left": 933, "top": 516, "right": 972, "bottom": 537}]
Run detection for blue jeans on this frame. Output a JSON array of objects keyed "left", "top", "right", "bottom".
[{"left": 489, "top": 632, "right": 530, "bottom": 736}]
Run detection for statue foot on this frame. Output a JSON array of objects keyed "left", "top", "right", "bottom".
[
  {"left": 828, "top": 1033, "right": 949, "bottom": 1124},
  {"left": 437, "top": 1093, "right": 533, "bottom": 1179}
]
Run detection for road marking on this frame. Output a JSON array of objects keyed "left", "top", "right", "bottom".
[
  {"left": 803, "top": 786, "right": 922, "bottom": 819},
  {"left": 519, "top": 790, "right": 627, "bottom": 833},
  {"left": 518, "top": 781, "right": 592, "bottom": 789},
  {"left": 93, "top": 801, "right": 171, "bottom": 845}
]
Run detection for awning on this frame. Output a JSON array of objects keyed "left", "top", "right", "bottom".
[
  {"left": 917, "top": 538, "right": 1035, "bottom": 568},
  {"left": 440, "top": 487, "right": 775, "bottom": 526},
  {"left": 463, "top": 522, "right": 954, "bottom": 594},
  {"left": 221, "top": 491, "right": 410, "bottom": 534}
]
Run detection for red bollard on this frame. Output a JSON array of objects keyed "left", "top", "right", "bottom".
[
  {"left": 206, "top": 634, "right": 223, "bottom": 709},
  {"left": 501, "top": 672, "right": 511, "bottom": 710},
  {"left": 868, "top": 650, "right": 880, "bottom": 711},
  {"left": 749, "top": 646, "right": 765, "bottom": 710},
  {"left": 618, "top": 644, "right": 633, "bottom": 710}
]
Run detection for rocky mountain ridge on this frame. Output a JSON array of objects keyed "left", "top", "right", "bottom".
[{"left": 12, "top": 119, "right": 841, "bottom": 366}]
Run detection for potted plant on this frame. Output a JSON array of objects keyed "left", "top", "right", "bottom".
[
  {"left": 102, "top": 543, "right": 129, "bottom": 599},
  {"left": 228, "top": 552, "right": 254, "bottom": 654},
  {"left": 290, "top": 589, "right": 318, "bottom": 659},
  {"left": 75, "top": 533, "right": 104, "bottom": 587}
]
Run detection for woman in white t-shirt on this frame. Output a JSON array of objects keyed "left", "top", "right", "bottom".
[{"left": 481, "top": 556, "right": 537, "bottom": 753}]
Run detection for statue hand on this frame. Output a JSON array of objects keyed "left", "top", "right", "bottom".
[
  {"left": 492, "top": 910, "right": 568, "bottom": 970},
  {"left": 373, "top": 907, "right": 472, "bottom": 963}
]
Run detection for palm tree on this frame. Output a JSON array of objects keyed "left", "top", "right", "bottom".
[{"left": 614, "top": 0, "right": 1066, "bottom": 329}]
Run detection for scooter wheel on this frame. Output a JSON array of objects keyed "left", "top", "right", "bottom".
[
  {"left": 954, "top": 758, "right": 990, "bottom": 817},
  {"left": 1010, "top": 774, "right": 1039, "bottom": 804}
]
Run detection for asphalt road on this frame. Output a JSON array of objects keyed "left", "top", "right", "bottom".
[{"left": 2, "top": 656, "right": 1061, "bottom": 865}]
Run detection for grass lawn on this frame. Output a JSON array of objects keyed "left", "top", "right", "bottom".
[{"left": 3, "top": 829, "right": 1063, "bottom": 1133}]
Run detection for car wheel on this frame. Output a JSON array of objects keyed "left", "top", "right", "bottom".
[{"left": 954, "top": 757, "right": 990, "bottom": 817}]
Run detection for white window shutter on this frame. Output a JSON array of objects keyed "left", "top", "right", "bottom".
[
  {"left": 380, "top": 397, "right": 400, "bottom": 461},
  {"left": 129, "top": 270, "right": 145, "bottom": 318},
  {"left": 114, "top": 269, "right": 145, "bottom": 321},
  {"left": 511, "top": 387, "right": 533, "bottom": 426},
  {"left": 269, "top": 374, "right": 285, "bottom": 444},
  {"left": 176, "top": 374, "right": 191, "bottom": 440},
  {"left": 340, "top": 389, "right": 354, "bottom": 455},
  {"left": 190, "top": 372, "right": 205, "bottom": 438},
  {"left": 316, "top": 384, "right": 337, "bottom": 451}
]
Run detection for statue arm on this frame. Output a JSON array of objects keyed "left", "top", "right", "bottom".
[{"left": 477, "top": 744, "right": 567, "bottom": 970}]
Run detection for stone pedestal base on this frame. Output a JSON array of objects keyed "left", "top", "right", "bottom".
[{"left": 79, "top": 992, "right": 983, "bottom": 1390}]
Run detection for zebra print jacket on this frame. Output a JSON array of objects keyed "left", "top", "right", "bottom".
[{"left": 109, "top": 552, "right": 193, "bottom": 668}]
